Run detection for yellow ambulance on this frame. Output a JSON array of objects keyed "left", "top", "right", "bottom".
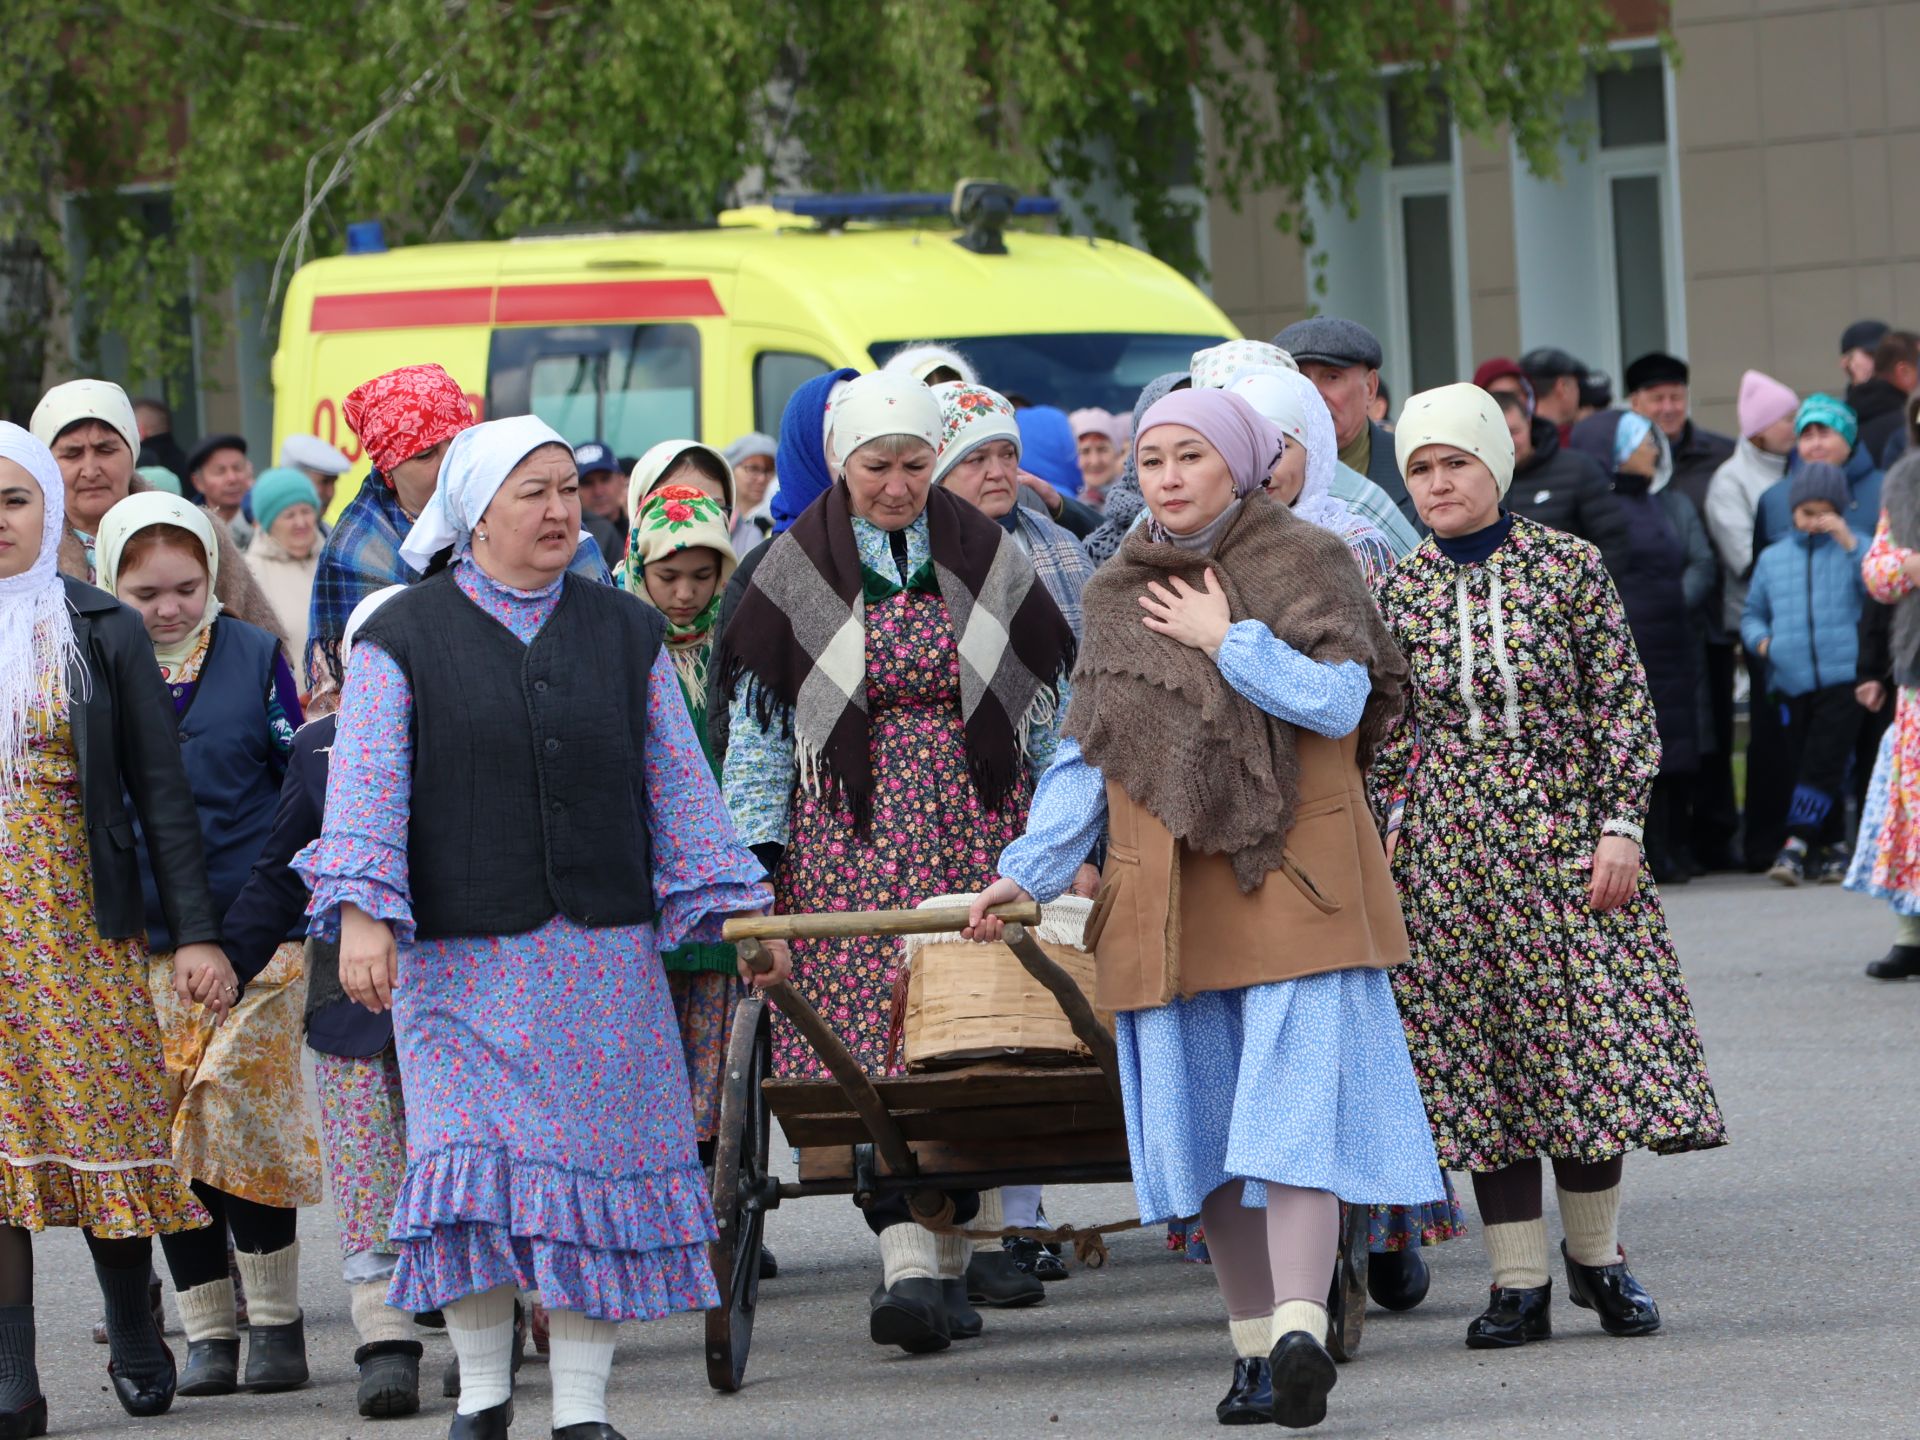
[{"left": 270, "top": 188, "right": 1237, "bottom": 509}]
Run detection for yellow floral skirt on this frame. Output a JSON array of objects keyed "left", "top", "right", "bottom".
[
  {"left": 149, "top": 940, "right": 323, "bottom": 1208},
  {"left": 0, "top": 725, "right": 206, "bottom": 1238}
]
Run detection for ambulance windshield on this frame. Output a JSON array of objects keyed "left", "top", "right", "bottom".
[{"left": 870, "top": 332, "right": 1227, "bottom": 414}]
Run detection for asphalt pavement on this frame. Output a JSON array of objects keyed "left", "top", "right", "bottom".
[{"left": 22, "top": 874, "right": 1920, "bottom": 1438}]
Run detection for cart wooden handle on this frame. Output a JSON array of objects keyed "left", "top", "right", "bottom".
[{"left": 723, "top": 901, "right": 1042, "bottom": 946}]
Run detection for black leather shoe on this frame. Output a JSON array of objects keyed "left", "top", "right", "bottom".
[
  {"left": 355, "top": 1340, "right": 423, "bottom": 1419},
  {"left": 1366, "top": 1248, "right": 1431, "bottom": 1312},
  {"left": 940, "top": 1279, "right": 983, "bottom": 1340},
  {"left": 0, "top": 1396, "right": 47, "bottom": 1439},
  {"left": 759, "top": 1245, "right": 779, "bottom": 1280},
  {"left": 1267, "top": 1331, "right": 1337, "bottom": 1429},
  {"left": 1464, "top": 1283, "right": 1552, "bottom": 1349},
  {"left": 1214, "top": 1357, "right": 1272, "bottom": 1425},
  {"left": 444, "top": 1301, "right": 528, "bottom": 1397},
  {"left": 869, "top": 1278, "right": 950, "bottom": 1354},
  {"left": 1562, "top": 1243, "right": 1661, "bottom": 1336},
  {"left": 244, "top": 1313, "right": 309, "bottom": 1391},
  {"left": 1867, "top": 945, "right": 1920, "bottom": 979},
  {"left": 1004, "top": 1236, "right": 1069, "bottom": 1282},
  {"left": 178, "top": 1336, "right": 240, "bottom": 1395},
  {"left": 448, "top": 1399, "right": 513, "bottom": 1439},
  {"left": 964, "top": 1248, "right": 1045, "bottom": 1308},
  {"left": 552, "top": 1426, "right": 625, "bottom": 1439},
  {"left": 107, "top": 1339, "right": 176, "bottom": 1417}
]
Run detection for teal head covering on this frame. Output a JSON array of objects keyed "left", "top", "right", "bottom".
[
  {"left": 134, "top": 465, "right": 182, "bottom": 496},
  {"left": 1795, "top": 393, "right": 1859, "bottom": 448},
  {"left": 250, "top": 466, "right": 322, "bottom": 536}
]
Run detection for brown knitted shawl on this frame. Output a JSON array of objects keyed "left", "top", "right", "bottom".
[{"left": 1067, "top": 492, "right": 1406, "bottom": 892}]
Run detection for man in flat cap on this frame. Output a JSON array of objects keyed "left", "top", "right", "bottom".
[
  {"left": 1625, "top": 351, "right": 1733, "bottom": 516},
  {"left": 280, "top": 433, "right": 353, "bottom": 517},
  {"left": 1272, "top": 316, "right": 1416, "bottom": 526},
  {"left": 1519, "top": 347, "right": 1588, "bottom": 442}
]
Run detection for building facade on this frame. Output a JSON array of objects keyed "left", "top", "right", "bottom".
[{"left": 1207, "top": 0, "right": 1920, "bottom": 433}]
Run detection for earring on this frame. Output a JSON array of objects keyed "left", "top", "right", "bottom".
[{"left": 475, "top": 526, "right": 489, "bottom": 542}]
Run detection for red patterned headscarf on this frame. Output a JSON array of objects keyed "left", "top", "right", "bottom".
[{"left": 343, "top": 364, "right": 475, "bottom": 477}]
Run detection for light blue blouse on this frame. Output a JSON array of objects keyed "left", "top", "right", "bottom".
[{"left": 997, "top": 622, "right": 1369, "bottom": 901}]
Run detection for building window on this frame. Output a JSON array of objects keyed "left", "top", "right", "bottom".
[{"left": 1398, "top": 192, "right": 1460, "bottom": 395}]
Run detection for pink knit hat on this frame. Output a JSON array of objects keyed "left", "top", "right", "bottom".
[{"left": 1737, "top": 369, "right": 1799, "bottom": 438}]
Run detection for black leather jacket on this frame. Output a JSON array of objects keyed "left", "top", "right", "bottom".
[{"left": 63, "top": 577, "right": 219, "bottom": 947}]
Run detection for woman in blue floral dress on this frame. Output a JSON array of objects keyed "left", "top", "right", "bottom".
[
  {"left": 1369, "top": 385, "right": 1726, "bottom": 1354},
  {"left": 297, "top": 415, "right": 776, "bottom": 1440}
]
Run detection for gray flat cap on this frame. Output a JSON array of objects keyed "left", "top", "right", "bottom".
[{"left": 1272, "top": 317, "right": 1383, "bottom": 370}]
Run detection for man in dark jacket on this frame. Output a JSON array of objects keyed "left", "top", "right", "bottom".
[
  {"left": 1491, "top": 389, "right": 1629, "bottom": 571},
  {"left": 1520, "top": 346, "right": 1588, "bottom": 443},
  {"left": 1625, "top": 352, "right": 1735, "bottom": 518},
  {"left": 1850, "top": 330, "right": 1917, "bottom": 470},
  {"left": 1273, "top": 316, "right": 1417, "bottom": 528}
]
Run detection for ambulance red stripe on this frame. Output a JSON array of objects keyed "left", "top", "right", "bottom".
[{"left": 309, "top": 279, "right": 723, "bottom": 332}]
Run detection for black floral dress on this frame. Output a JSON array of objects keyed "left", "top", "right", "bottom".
[{"left": 1368, "top": 517, "right": 1726, "bottom": 1171}]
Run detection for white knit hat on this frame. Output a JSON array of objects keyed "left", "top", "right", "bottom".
[
  {"left": 30, "top": 379, "right": 140, "bottom": 456},
  {"left": 1394, "top": 382, "right": 1517, "bottom": 497},
  {"left": 882, "top": 343, "right": 979, "bottom": 387},
  {"left": 827, "top": 372, "right": 943, "bottom": 471}
]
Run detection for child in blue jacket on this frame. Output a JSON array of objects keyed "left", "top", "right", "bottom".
[{"left": 1743, "top": 462, "right": 1869, "bottom": 883}]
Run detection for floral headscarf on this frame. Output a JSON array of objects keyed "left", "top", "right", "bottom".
[{"left": 622, "top": 484, "right": 738, "bottom": 720}]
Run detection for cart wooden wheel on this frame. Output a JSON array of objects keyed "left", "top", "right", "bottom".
[
  {"left": 1325, "top": 1201, "right": 1370, "bottom": 1364},
  {"left": 706, "top": 993, "right": 773, "bottom": 1392}
]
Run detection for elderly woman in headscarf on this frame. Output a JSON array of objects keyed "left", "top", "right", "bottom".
[
  {"left": 1568, "top": 408, "right": 1716, "bottom": 884},
  {"left": 296, "top": 415, "right": 777, "bottom": 1440},
  {"left": 0, "top": 423, "right": 235, "bottom": 1430},
  {"left": 94, "top": 492, "right": 321, "bottom": 1400},
  {"left": 721, "top": 432, "right": 778, "bottom": 554},
  {"left": 1372, "top": 384, "right": 1725, "bottom": 1354},
  {"left": 1069, "top": 408, "right": 1124, "bottom": 507},
  {"left": 717, "top": 371, "right": 1077, "bottom": 1354},
  {"left": 32, "top": 380, "right": 291, "bottom": 658},
  {"left": 967, "top": 388, "right": 1440, "bottom": 1430}
]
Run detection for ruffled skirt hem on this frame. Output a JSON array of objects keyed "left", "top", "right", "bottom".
[
  {"left": 1, "top": 1157, "right": 209, "bottom": 1239},
  {"left": 387, "top": 1222, "right": 719, "bottom": 1323}
]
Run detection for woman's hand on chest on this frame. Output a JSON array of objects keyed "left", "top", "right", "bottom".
[{"left": 1139, "top": 568, "right": 1231, "bottom": 656}]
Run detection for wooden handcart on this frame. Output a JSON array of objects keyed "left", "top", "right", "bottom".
[{"left": 702, "top": 903, "right": 1369, "bottom": 1393}]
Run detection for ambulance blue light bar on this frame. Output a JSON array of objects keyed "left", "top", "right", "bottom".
[{"left": 772, "top": 193, "right": 1062, "bottom": 219}]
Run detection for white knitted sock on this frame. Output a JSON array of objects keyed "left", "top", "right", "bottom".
[
  {"left": 1228, "top": 1314, "right": 1274, "bottom": 1358},
  {"left": 935, "top": 1230, "right": 970, "bottom": 1280},
  {"left": 348, "top": 1282, "right": 415, "bottom": 1347},
  {"left": 174, "top": 1279, "right": 239, "bottom": 1343},
  {"left": 878, "top": 1224, "right": 939, "bottom": 1284},
  {"left": 1557, "top": 1185, "right": 1624, "bottom": 1268},
  {"left": 1483, "top": 1219, "right": 1551, "bottom": 1290},
  {"left": 232, "top": 1243, "right": 300, "bottom": 1328},
  {"left": 971, "top": 1189, "right": 1005, "bottom": 1254},
  {"left": 1272, "top": 1300, "right": 1329, "bottom": 1346},
  {"left": 547, "top": 1308, "right": 617, "bottom": 1430},
  {"left": 442, "top": 1285, "right": 516, "bottom": 1416}
]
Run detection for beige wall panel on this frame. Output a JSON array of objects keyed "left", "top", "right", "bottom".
[
  {"left": 1888, "top": 130, "right": 1920, "bottom": 249},
  {"left": 1206, "top": 195, "right": 1266, "bottom": 315},
  {"left": 1679, "top": 146, "right": 1769, "bottom": 275},
  {"left": 1756, "top": 12, "right": 1850, "bottom": 141},
  {"left": 1850, "top": 136, "right": 1893, "bottom": 264},
  {"left": 1470, "top": 290, "right": 1522, "bottom": 363},
  {"left": 1673, "top": 21, "right": 1762, "bottom": 150},
  {"left": 1464, "top": 168, "right": 1517, "bottom": 294},
  {"left": 1688, "top": 273, "right": 1772, "bottom": 426},
  {"left": 1844, "top": 5, "right": 1888, "bottom": 134},
  {"left": 1762, "top": 140, "right": 1855, "bottom": 269},
  {"left": 1887, "top": 3, "right": 1920, "bottom": 130},
  {"left": 1891, "top": 261, "right": 1920, "bottom": 320},
  {"left": 1767, "top": 267, "right": 1864, "bottom": 393},
  {"left": 1673, "top": 0, "right": 1756, "bottom": 21},
  {"left": 1855, "top": 265, "right": 1897, "bottom": 325}
]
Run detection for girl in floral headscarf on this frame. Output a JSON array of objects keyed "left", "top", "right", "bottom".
[{"left": 620, "top": 475, "right": 741, "bottom": 1142}]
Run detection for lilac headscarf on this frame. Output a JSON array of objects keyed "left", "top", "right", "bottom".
[{"left": 1133, "top": 389, "right": 1287, "bottom": 550}]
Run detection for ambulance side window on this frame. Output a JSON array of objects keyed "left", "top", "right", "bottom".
[
  {"left": 754, "top": 352, "right": 832, "bottom": 435},
  {"left": 488, "top": 324, "right": 700, "bottom": 454}
]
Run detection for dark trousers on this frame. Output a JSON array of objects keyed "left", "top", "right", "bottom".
[
  {"left": 863, "top": 1189, "right": 980, "bottom": 1237},
  {"left": 1692, "top": 640, "right": 1741, "bottom": 867},
  {"left": 1780, "top": 683, "right": 1865, "bottom": 849},
  {"left": 157, "top": 1181, "right": 297, "bottom": 1291},
  {"left": 1743, "top": 650, "right": 1794, "bottom": 868}
]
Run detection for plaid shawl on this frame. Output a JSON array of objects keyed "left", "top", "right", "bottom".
[
  {"left": 1009, "top": 505, "right": 1093, "bottom": 639},
  {"left": 715, "top": 480, "right": 1075, "bottom": 833}
]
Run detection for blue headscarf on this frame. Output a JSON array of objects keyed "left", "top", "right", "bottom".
[
  {"left": 1612, "top": 411, "right": 1656, "bottom": 469},
  {"left": 772, "top": 367, "right": 860, "bottom": 534},
  {"left": 1014, "top": 405, "right": 1084, "bottom": 497}
]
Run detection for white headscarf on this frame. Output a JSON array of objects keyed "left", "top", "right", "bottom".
[
  {"left": 340, "top": 584, "right": 407, "bottom": 669},
  {"left": 397, "top": 414, "right": 573, "bottom": 573},
  {"left": 827, "top": 372, "right": 943, "bottom": 475},
  {"left": 1226, "top": 366, "right": 1355, "bottom": 534},
  {"left": 0, "top": 423, "right": 84, "bottom": 820},
  {"left": 626, "top": 438, "right": 736, "bottom": 520},
  {"left": 30, "top": 378, "right": 141, "bottom": 456},
  {"left": 1395, "top": 383, "right": 1517, "bottom": 497},
  {"left": 96, "top": 492, "right": 225, "bottom": 670},
  {"left": 882, "top": 343, "right": 979, "bottom": 387},
  {"left": 1191, "top": 339, "right": 1297, "bottom": 390}
]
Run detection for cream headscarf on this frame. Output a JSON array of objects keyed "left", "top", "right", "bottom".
[
  {"left": 397, "top": 414, "right": 574, "bottom": 574},
  {"left": 96, "top": 492, "right": 225, "bottom": 670},
  {"left": 0, "top": 423, "right": 85, "bottom": 820},
  {"left": 1394, "top": 382, "right": 1517, "bottom": 497},
  {"left": 827, "top": 372, "right": 944, "bottom": 474}
]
